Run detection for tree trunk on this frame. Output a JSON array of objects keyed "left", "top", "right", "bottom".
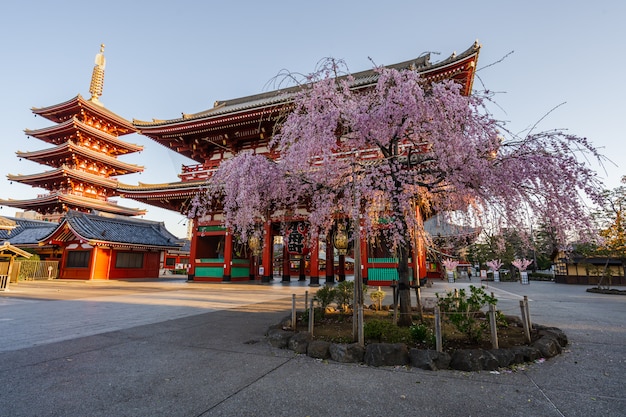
[{"left": 397, "top": 244, "right": 413, "bottom": 326}]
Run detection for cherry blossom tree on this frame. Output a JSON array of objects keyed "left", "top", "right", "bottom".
[{"left": 190, "top": 59, "right": 605, "bottom": 326}]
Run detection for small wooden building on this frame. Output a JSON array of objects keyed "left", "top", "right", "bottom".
[
  {"left": 40, "top": 210, "right": 182, "bottom": 280},
  {"left": 554, "top": 252, "right": 626, "bottom": 285},
  {"left": 0, "top": 242, "right": 33, "bottom": 290}
]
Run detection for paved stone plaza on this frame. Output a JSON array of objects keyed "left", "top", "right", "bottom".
[{"left": 0, "top": 278, "right": 624, "bottom": 416}]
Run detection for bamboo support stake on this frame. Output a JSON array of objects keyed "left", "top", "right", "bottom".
[
  {"left": 489, "top": 304, "right": 499, "bottom": 349},
  {"left": 305, "top": 291, "right": 309, "bottom": 312}
]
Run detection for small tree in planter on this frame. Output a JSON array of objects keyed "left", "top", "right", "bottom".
[
  {"left": 486, "top": 259, "right": 503, "bottom": 282},
  {"left": 442, "top": 259, "right": 459, "bottom": 283},
  {"left": 512, "top": 258, "right": 533, "bottom": 284},
  {"left": 436, "top": 285, "right": 498, "bottom": 343},
  {"left": 369, "top": 286, "right": 386, "bottom": 311},
  {"left": 314, "top": 286, "right": 337, "bottom": 313}
]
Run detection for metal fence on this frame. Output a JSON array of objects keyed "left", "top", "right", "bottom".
[{"left": 15, "top": 260, "right": 59, "bottom": 280}]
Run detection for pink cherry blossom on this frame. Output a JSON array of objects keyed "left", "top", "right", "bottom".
[
  {"left": 189, "top": 58, "right": 605, "bottom": 325},
  {"left": 486, "top": 259, "right": 503, "bottom": 271},
  {"left": 512, "top": 258, "right": 533, "bottom": 271}
]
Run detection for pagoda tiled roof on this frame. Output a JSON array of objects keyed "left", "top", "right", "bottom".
[
  {"left": 0, "top": 192, "right": 146, "bottom": 217},
  {"left": 16, "top": 141, "right": 144, "bottom": 175},
  {"left": 25, "top": 117, "right": 143, "bottom": 155},
  {"left": 0, "top": 216, "right": 58, "bottom": 246},
  {"left": 41, "top": 210, "right": 182, "bottom": 250},
  {"left": 31, "top": 94, "right": 136, "bottom": 134},
  {"left": 7, "top": 166, "right": 119, "bottom": 190}
]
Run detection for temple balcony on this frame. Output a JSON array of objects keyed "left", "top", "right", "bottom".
[{"left": 180, "top": 161, "right": 219, "bottom": 182}]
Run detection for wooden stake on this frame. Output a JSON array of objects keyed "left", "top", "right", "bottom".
[
  {"left": 489, "top": 304, "right": 499, "bottom": 349},
  {"left": 523, "top": 295, "right": 532, "bottom": 330},
  {"left": 435, "top": 305, "right": 443, "bottom": 353},
  {"left": 519, "top": 300, "right": 531, "bottom": 343},
  {"left": 308, "top": 298, "right": 314, "bottom": 336},
  {"left": 292, "top": 294, "right": 296, "bottom": 330}
]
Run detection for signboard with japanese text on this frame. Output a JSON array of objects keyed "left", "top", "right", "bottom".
[{"left": 285, "top": 222, "right": 309, "bottom": 255}]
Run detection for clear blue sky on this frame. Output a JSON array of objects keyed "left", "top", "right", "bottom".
[{"left": 1, "top": 0, "right": 624, "bottom": 238}]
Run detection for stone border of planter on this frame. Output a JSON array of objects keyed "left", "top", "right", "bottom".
[
  {"left": 266, "top": 316, "right": 568, "bottom": 371},
  {"left": 586, "top": 287, "right": 626, "bottom": 296}
]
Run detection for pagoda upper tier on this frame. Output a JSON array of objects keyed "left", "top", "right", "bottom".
[
  {"left": 31, "top": 94, "right": 136, "bottom": 135},
  {"left": 16, "top": 141, "right": 143, "bottom": 176},
  {"left": 1, "top": 45, "right": 145, "bottom": 218},
  {"left": 25, "top": 114, "right": 143, "bottom": 155},
  {"left": 0, "top": 192, "right": 143, "bottom": 217}
]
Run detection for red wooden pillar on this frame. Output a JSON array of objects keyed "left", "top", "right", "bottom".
[
  {"left": 261, "top": 221, "right": 272, "bottom": 283},
  {"left": 338, "top": 254, "right": 346, "bottom": 282},
  {"left": 187, "top": 218, "right": 198, "bottom": 281},
  {"left": 325, "top": 234, "right": 334, "bottom": 285},
  {"left": 249, "top": 253, "right": 256, "bottom": 280},
  {"left": 282, "top": 243, "right": 291, "bottom": 282},
  {"left": 223, "top": 231, "right": 233, "bottom": 282},
  {"left": 309, "top": 236, "right": 320, "bottom": 286},
  {"left": 298, "top": 256, "right": 306, "bottom": 281}
]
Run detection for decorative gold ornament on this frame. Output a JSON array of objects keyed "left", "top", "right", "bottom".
[
  {"left": 248, "top": 235, "right": 262, "bottom": 256},
  {"left": 333, "top": 223, "right": 348, "bottom": 255}
]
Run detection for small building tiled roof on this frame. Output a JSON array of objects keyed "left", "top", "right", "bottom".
[
  {"left": 0, "top": 217, "right": 58, "bottom": 246},
  {"left": 41, "top": 210, "right": 182, "bottom": 250},
  {"left": 0, "top": 216, "right": 17, "bottom": 231}
]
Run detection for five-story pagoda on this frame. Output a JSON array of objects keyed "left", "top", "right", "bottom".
[{"left": 0, "top": 45, "right": 145, "bottom": 220}]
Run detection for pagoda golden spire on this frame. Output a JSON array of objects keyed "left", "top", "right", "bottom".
[{"left": 89, "top": 44, "right": 106, "bottom": 105}]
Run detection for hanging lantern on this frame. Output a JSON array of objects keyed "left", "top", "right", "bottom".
[
  {"left": 333, "top": 223, "right": 349, "bottom": 255},
  {"left": 248, "top": 235, "right": 262, "bottom": 256}
]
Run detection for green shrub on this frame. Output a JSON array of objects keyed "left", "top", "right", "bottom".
[
  {"left": 315, "top": 286, "right": 337, "bottom": 309},
  {"left": 436, "top": 285, "right": 498, "bottom": 343},
  {"left": 364, "top": 319, "right": 412, "bottom": 343},
  {"left": 299, "top": 307, "right": 325, "bottom": 323},
  {"left": 335, "top": 281, "right": 354, "bottom": 310},
  {"left": 369, "top": 287, "right": 386, "bottom": 310},
  {"left": 333, "top": 281, "right": 368, "bottom": 311},
  {"left": 409, "top": 322, "right": 434, "bottom": 345}
]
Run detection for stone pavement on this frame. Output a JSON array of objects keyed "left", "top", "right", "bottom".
[{"left": 0, "top": 277, "right": 624, "bottom": 416}]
